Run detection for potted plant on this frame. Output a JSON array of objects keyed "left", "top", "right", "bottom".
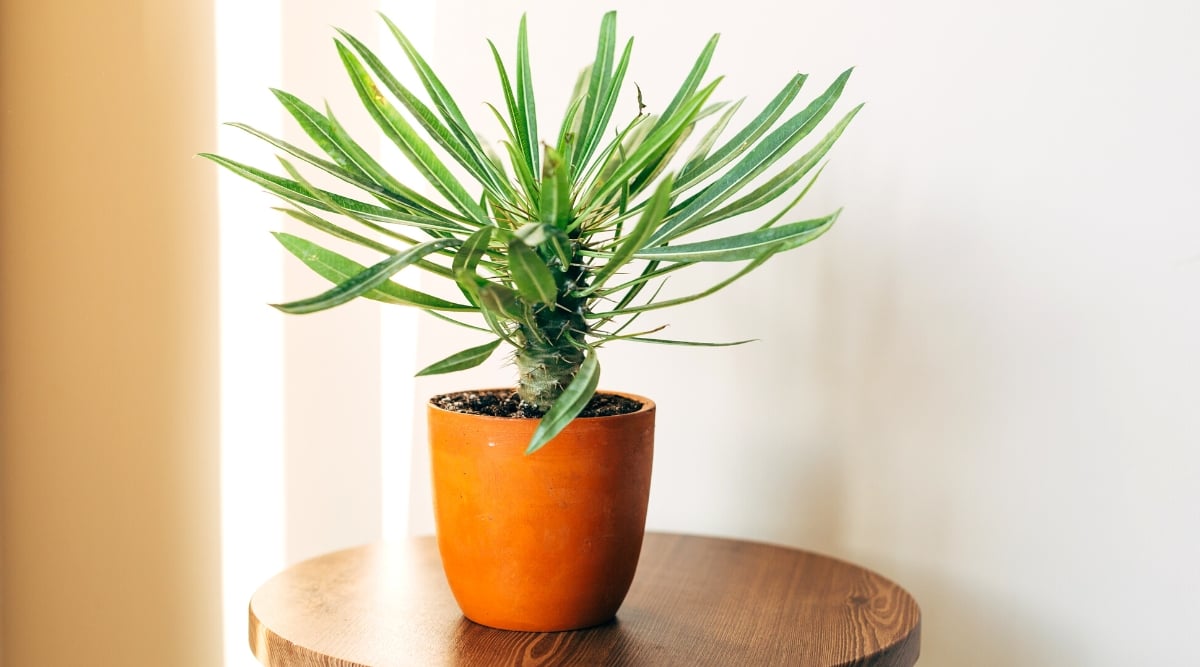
[{"left": 205, "top": 11, "right": 859, "bottom": 632}]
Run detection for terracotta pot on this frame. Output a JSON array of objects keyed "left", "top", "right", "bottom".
[{"left": 428, "top": 390, "right": 655, "bottom": 632}]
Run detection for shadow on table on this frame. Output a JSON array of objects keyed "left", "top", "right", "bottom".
[{"left": 448, "top": 617, "right": 646, "bottom": 666}]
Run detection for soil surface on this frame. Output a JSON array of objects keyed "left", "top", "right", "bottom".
[{"left": 431, "top": 389, "right": 643, "bottom": 419}]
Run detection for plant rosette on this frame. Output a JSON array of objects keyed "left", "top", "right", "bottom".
[{"left": 207, "top": 12, "right": 858, "bottom": 631}]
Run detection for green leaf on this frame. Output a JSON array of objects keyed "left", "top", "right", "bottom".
[
  {"left": 478, "top": 282, "right": 524, "bottom": 320},
  {"left": 516, "top": 223, "right": 572, "bottom": 268},
  {"left": 509, "top": 239, "right": 558, "bottom": 304},
  {"left": 620, "top": 336, "right": 756, "bottom": 347},
  {"left": 652, "top": 69, "right": 852, "bottom": 244},
  {"left": 583, "top": 113, "right": 655, "bottom": 199},
  {"left": 272, "top": 233, "right": 472, "bottom": 310},
  {"left": 487, "top": 42, "right": 525, "bottom": 168},
  {"left": 273, "top": 238, "right": 460, "bottom": 314},
  {"left": 539, "top": 145, "right": 573, "bottom": 228},
  {"left": 577, "top": 13, "right": 615, "bottom": 148},
  {"left": 274, "top": 204, "right": 455, "bottom": 280},
  {"left": 200, "top": 153, "right": 468, "bottom": 233},
  {"left": 323, "top": 106, "right": 467, "bottom": 222},
  {"left": 691, "top": 104, "right": 862, "bottom": 231},
  {"left": 227, "top": 120, "right": 454, "bottom": 223},
  {"left": 269, "top": 87, "right": 359, "bottom": 165},
  {"left": 557, "top": 64, "right": 592, "bottom": 157},
  {"left": 590, "top": 253, "right": 772, "bottom": 318},
  {"left": 335, "top": 41, "right": 490, "bottom": 225},
  {"left": 573, "top": 12, "right": 624, "bottom": 170},
  {"left": 628, "top": 122, "right": 693, "bottom": 197},
  {"left": 678, "top": 98, "right": 744, "bottom": 177},
  {"left": 676, "top": 72, "right": 807, "bottom": 188},
  {"left": 379, "top": 15, "right": 476, "bottom": 145},
  {"left": 584, "top": 77, "right": 721, "bottom": 208},
  {"left": 515, "top": 14, "right": 540, "bottom": 176},
  {"left": 526, "top": 352, "right": 600, "bottom": 455},
  {"left": 344, "top": 25, "right": 513, "bottom": 199},
  {"left": 632, "top": 211, "right": 838, "bottom": 262},
  {"left": 416, "top": 339, "right": 503, "bottom": 376},
  {"left": 276, "top": 205, "right": 399, "bottom": 255},
  {"left": 450, "top": 229, "right": 523, "bottom": 320},
  {"left": 658, "top": 33, "right": 719, "bottom": 122},
  {"left": 580, "top": 173, "right": 674, "bottom": 295},
  {"left": 577, "top": 36, "right": 634, "bottom": 173},
  {"left": 276, "top": 155, "right": 408, "bottom": 239},
  {"left": 453, "top": 226, "right": 494, "bottom": 278}
]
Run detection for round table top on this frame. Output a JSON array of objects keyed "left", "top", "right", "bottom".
[{"left": 250, "top": 532, "right": 921, "bottom": 666}]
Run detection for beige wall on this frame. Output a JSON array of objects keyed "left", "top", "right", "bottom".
[{"left": 0, "top": 2, "right": 223, "bottom": 665}]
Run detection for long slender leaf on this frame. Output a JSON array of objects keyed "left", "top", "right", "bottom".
[
  {"left": 580, "top": 113, "right": 655, "bottom": 203},
  {"left": 425, "top": 309, "right": 492, "bottom": 334},
  {"left": 273, "top": 205, "right": 453, "bottom": 284},
  {"left": 554, "top": 91, "right": 587, "bottom": 157},
  {"left": 628, "top": 123, "right": 693, "bottom": 198},
  {"left": 199, "top": 154, "right": 468, "bottom": 233},
  {"left": 576, "top": 36, "right": 635, "bottom": 172},
  {"left": 416, "top": 339, "right": 503, "bottom": 376},
  {"left": 573, "top": 12, "right": 616, "bottom": 169},
  {"left": 515, "top": 15, "right": 540, "bottom": 176},
  {"left": 226, "top": 121, "right": 427, "bottom": 217},
  {"left": 584, "top": 77, "right": 722, "bottom": 208},
  {"left": 580, "top": 173, "right": 674, "bottom": 295},
  {"left": 322, "top": 106, "right": 467, "bottom": 222},
  {"left": 619, "top": 336, "right": 756, "bottom": 347},
  {"left": 273, "top": 232, "right": 472, "bottom": 310},
  {"left": 336, "top": 41, "right": 490, "bottom": 225},
  {"left": 526, "top": 352, "right": 600, "bottom": 454},
  {"left": 274, "top": 204, "right": 456, "bottom": 280},
  {"left": 339, "top": 27, "right": 513, "bottom": 199},
  {"left": 651, "top": 68, "right": 852, "bottom": 243},
  {"left": 483, "top": 54, "right": 539, "bottom": 206},
  {"left": 675, "top": 73, "right": 807, "bottom": 188},
  {"left": 678, "top": 98, "right": 744, "bottom": 176},
  {"left": 577, "top": 12, "right": 616, "bottom": 147},
  {"left": 271, "top": 89, "right": 369, "bottom": 179},
  {"left": 274, "top": 238, "right": 460, "bottom": 314},
  {"left": 632, "top": 211, "right": 838, "bottom": 262},
  {"left": 695, "top": 105, "right": 860, "bottom": 230},
  {"left": 657, "top": 33, "right": 719, "bottom": 122},
  {"left": 276, "top": 205, "right": 400, "bottom": 255},
  {"left": 379, "top": 15, "right": 485, "bottom": 163},
  {"left": 590, "top": 253, "right": 772, "bottom": 318}
]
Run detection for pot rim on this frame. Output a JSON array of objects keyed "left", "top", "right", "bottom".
[{"left": 427, "top": 388, "right": 655, "bottom": 422}]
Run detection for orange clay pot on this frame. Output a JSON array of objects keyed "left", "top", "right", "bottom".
[{"left": 428, "top": 390, "right": 655, "bottom": 632}]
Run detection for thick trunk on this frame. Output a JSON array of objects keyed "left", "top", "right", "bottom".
[
  {"left": 514, "top": 233, "right": 590, "bottom": 410},
  {"left": 515, "top": 343, "right": 584, "bottom": 410}
]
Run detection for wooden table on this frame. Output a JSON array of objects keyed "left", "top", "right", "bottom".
[{"left": 250, "top": 533, "right": 921, "bottom": 666}]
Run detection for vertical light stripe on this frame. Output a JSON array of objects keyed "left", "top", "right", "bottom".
[
  {"left": 214, "top": 3, "right": 435, "bottom": 663},
  {"left": 378, "top": 0, "right": 437, "bottom": 542},
  {"left": 279, "top": 0, "right": 385, "bottom": 566},
  {"left": 215, "top": 1, "right": 284, "bottom": 665}
]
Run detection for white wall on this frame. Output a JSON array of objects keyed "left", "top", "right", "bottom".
[{"left": 406, "top": 1, "right": 1200, "bottom": 665}]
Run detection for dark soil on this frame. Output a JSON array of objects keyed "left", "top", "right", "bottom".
[{"left": 431, "top": 389, "right": 643, "bottom": 419}]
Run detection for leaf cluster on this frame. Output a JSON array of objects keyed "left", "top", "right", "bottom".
[{"left": 202, "top": 12, "right": 860, "bottom": 453}]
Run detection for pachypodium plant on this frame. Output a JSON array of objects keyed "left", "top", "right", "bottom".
[{"left": 203, "top": 12, "right": 860, "bottom": 453}]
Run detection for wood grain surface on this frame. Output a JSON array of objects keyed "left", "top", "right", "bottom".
[{"left": 250, "top": 533, "right": 921, "bottom": 666}]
